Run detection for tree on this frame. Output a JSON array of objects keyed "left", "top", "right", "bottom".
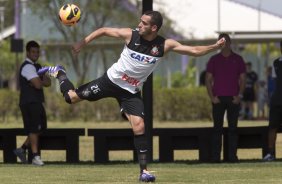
[
  {"left": 28, "top": 0, "right": 140, "bottom": 85},
  {"left": 26, "top": 0, "right": 181, "bottom": 85},
  {"left": 0, "top": 0, "right": 14, "bottom": 28},
  {"left": 0, "top": 40, "right": 17, "bottom": 88}
]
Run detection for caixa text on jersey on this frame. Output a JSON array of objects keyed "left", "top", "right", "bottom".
[{"left": 130, "top": 53, "right": 157, "bottom": 64}]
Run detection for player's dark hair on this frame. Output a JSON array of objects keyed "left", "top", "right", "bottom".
[
  {"left": 144, "top": 10, "right": 163, "bottom": 31},
  {"left": 218, "top": 33, "right": 231, "bottom": 43},
  {"left": 246, "top": 62, "right": 252, "bottom": 66},
  {"left": 26, "top": 40, "right": 40, "bottom": 52}
]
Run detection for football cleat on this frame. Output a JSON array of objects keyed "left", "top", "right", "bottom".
[
  {"left": 38, "top": 65, "right": 66, "bottom": 78},
  {"left": 13, "top": 148, "right": 27, "bottom": 164},
  {"left": 139, "top": 170, "right": 155, "bottom": 182},
  {"left": 263, "top": 153, "right": 275, "bottom": 162}
]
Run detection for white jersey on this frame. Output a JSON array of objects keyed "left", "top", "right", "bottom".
[{"left": 107, "top": 29, "right": 165, "bottom": 94}]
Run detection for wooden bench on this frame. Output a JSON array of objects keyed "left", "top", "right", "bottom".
[
  {"left": 0, "top": 126, "right": 268, "bottom": 163},
  {"left": 223, "top": 126, "right": 268, "bottom": 161},
  {"left": 0, "top": 128, "right": 85, "bottom": 163},
  {"left": 0, "top": 129, "right": 21, "bottom": 163},
  {"left": 88, "top": 128, "right": 137, "bottom": 163},
  {"left": 88, "top": 128, "right": 213, "bottom": 163},
  {"left": 154, "top": 128, "right": 213, "bottom": 162}
]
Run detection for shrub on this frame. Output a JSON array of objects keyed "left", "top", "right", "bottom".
[
  {"left": 0, "top": 89, "right": 20, "bottom": 122},
  {"left": 153, "top": 87, "right": 211, "bottom": 121},
  {"left": 1, "top": 87, "right": 211, "bottom": 122}
]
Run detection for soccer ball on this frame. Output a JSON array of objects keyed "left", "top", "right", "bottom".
[{"left": 58, "top": 4, "right": 81, "bottom": 26}]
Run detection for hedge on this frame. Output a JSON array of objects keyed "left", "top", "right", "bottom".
[{"left": 0, "top": 87, "right": 212, "bottom": 122}]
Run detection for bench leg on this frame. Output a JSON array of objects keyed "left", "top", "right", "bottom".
[
  {"left": 66, "top": 136, "right": 79, "bottom": 163},
  {"left": 3, "top": 136, "right": 17, "bottom": 163},
  {"left": 94, "top": 137, "right": 109, "bottom": 163},
  {"left": 199, "top": 136, "right": 211, "bottom": 162},
  {"left": 159, "top": 136, "right": 173, "bottom": 162}
]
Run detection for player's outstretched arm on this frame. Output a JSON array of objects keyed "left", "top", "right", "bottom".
[
  {"left": 164, "top": 38, "right": 225, "bottom": 56},
  {"left": 72, "top": 27, "right": 132, "bottom": 55}
]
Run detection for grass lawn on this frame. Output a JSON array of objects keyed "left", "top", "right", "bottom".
[
  {"left": 1, "top": 120, "right": 282, "bottom": 183},
  {"left": 1, "top": 162, "right": 282, "bottom": 183}
]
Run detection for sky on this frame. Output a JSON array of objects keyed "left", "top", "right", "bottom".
[
  {"left": 153, "top": 0, "right": 282, "bottom": 39},
  {"left": 229, "top": 0, "right": 282, "bottom": 18}
]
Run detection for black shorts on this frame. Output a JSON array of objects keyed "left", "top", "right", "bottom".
[
  {"left": 75, "top": 73, "right": 144, "bottom": 119},
  {"left": 243, "top": 90, "right": 255, "bottom": 102},
  {"left": 269, "top": 104, "right": 282, "bottom": 128},
  {"left": 20, "top": 103, "right": 47, "bottom": 134}
]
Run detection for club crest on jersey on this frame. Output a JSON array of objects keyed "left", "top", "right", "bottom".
[{"left": 151, "top": 45, "right": 159, "bottom": 56}]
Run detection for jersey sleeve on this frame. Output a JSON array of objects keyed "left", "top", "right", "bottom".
[{"left": 21, "top": 64, "right": 39, "bottom": 81}]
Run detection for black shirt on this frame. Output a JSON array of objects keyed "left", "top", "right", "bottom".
[
  {"left": 271, "top": 57, "right": 282, "bottom": 105},
  {"left": 245, "top": 71, "right": 258, "bottom": 92},
  {"left": 19, "top": 60, "right": 44, "bottom": 105},
  {"left": 127, "top": 29, "right": 165, "bottom": 57}
]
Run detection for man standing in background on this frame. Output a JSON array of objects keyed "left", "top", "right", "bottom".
[
  {"left": 14, "top": 41, "right": 51, "bottom": 166},
  {"left": 241, "top": 62, "right": 258, "bottom": 120},
  {"left": 206, "top": 33, "right": 246, "bottom": 163}
]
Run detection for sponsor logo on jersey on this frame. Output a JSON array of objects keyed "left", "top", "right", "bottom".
[
  {"left": 121, "top": 73, "right": 140, "bottom": 86},
  {"left": 130, "top": 52, "right": 157, "bottom": 64}
]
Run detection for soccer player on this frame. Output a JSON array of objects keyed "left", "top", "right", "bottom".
[
  {"left": 38, "top": 11, "right": 225, "bottom": 182},
  {"left": 263, "top": 40, "right": 282, "bottom": 161}
]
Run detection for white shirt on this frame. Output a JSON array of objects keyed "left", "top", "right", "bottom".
[
  {"left": 107, "top": 45, "right": 162, "bottom": 94},
  {"left": 21, "top": 58, "right": 39, "bottom": 81}
]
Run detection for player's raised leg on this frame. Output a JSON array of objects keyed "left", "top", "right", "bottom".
[{"left": 38, "top": 65, "right": 81, "bottom": 104}]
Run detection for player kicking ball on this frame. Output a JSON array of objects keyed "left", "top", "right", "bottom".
[{"left": 38, "top": 10, "right": 225, "bottom": 182}]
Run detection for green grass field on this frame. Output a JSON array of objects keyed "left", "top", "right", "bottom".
[
  {"left": 1, "top": 162, "right": 282, "bottom": 183},
  {"left": 1, "top": 120, "right": 282, "bottom": 183}
]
